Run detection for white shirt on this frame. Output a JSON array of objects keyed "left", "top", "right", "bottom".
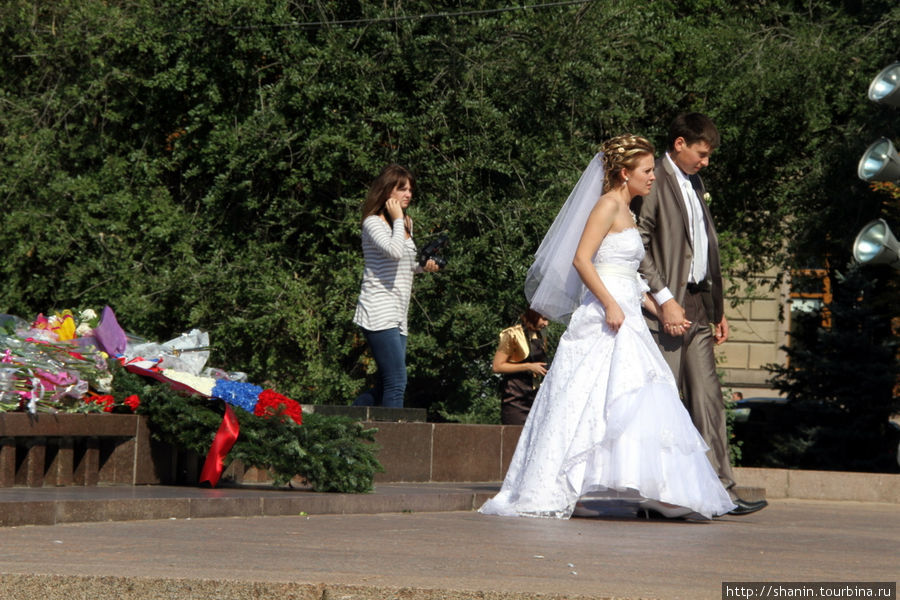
[
  {"left": 652, "top": 153, "right": 710, "bottom": 307},
  {"left": 353, "top": 216, "right": 421, "bottom": 335}
]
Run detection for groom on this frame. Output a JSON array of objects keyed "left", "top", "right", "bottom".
[{"left": 635, "top": 113, "right": 766, "bottom": 516}]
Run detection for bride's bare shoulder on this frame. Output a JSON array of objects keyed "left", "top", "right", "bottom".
[{"left": 593, "top": 193, "right": 619, "bottom": 212}]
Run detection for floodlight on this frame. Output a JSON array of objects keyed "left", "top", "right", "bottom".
[
  {"left": 852, "top": 219, "right": 900, "bottom": 269},
  {"left": 868, "top": 63, "right": 900, "bottom": 107},
  {"left": 858, "top": 137, "right": 900, "bottom": 182}
]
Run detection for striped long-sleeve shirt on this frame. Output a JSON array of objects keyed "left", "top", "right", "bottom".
[{"left": 353, "top": 215, "right": 421, "bottom": 335}]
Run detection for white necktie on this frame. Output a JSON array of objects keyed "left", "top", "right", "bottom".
[{"left": 683, "top": 181, "right": 708, "bottom": 283}]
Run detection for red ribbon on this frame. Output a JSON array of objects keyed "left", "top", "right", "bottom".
[{"left": 199, "top": 403, "right": 240, "bottom": 487}]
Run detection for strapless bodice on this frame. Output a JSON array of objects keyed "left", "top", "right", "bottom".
[{"left": 592, "top": 227, "right": 644, "bottom": 272}]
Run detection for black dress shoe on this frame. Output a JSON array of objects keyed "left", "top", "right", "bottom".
[{"left": 728, "top": 497, "right": 768, "bottom": 515}]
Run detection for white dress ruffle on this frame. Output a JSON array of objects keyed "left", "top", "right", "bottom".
[{"left": 479, "top": 228, "right": 735, "bottom": 519}]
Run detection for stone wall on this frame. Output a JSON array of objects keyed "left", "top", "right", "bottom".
[
  {"left": 720, "top": 268, "right": 791, "bottom": 398},
  {"left": 5, "top": 414, "right": 898, "bottom": 506},
  {"left": 0, "top": 413, "right": 168, "bottom": 487}
]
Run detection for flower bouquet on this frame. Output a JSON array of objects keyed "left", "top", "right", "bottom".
[
  {"left": 0, "top": 305, "right": 379, "bottom": 493},
  {"left": 0, "top": 309, "right": 113, "bottom": 414}
]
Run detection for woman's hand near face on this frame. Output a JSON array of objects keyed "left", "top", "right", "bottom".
[{"left": 385, "top": 197, "right": 404, "bottom": 221}]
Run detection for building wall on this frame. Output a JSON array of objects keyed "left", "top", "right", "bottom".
[{"left": 719, "top": 268, "right": 791, "bottom": 399}]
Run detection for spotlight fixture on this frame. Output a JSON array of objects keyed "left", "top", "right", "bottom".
[
  {"left": 868, "top": 62, "right": 900, "bottom": 107},
  {"left": 852, "top": 219, "right": 900, "bottom": 269},
  {"left": 857, "top": 137, "right": 900, "bottom": 182}
]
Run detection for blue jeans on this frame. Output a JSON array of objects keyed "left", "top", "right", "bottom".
[{"left": 353, "top": 327, "right": 407, "bottom": 408}]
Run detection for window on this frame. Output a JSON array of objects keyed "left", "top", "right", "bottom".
[{"left": 789, "top": 268, "right": 832, "bottom": 329}]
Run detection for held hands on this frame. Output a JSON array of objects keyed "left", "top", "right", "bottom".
[{"left": 660, "top": 299, "right": 692, "bottom": 337}]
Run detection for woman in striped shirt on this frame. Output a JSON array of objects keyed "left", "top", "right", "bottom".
[{"left": 352, "top": 164, "right": 440, "bottom": 408}]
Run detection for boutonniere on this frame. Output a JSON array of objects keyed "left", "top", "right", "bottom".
[{"left": 703, "top": 192, "right": 712, "bottom": 206}]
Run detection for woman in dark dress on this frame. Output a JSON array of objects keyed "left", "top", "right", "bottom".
[{"left": 492, "top": 309, "right": 550, "bottom": 425}]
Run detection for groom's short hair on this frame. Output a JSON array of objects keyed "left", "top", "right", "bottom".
[{"left": 667, "top": 113, "right": 720, "bottom": 151}]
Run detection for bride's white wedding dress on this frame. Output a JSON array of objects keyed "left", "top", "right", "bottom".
[{"left": 479, "top": 227, "right": 735, "bottom": 519}]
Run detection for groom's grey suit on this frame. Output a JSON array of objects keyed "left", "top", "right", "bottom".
[{"left": 635, "top": 156, "right": 736, "bottom": 493}]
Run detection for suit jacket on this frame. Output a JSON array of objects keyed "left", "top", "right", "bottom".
[{"left": 634, "top": 156, "right": 724, "bottom": 325}]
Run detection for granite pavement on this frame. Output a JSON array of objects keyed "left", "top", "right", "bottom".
[{"left": 0, "top": 482, "right": 897, "bottom": 600}]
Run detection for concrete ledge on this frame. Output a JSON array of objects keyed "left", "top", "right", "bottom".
[
  {"left": 0, "top": 413, "right": 141, "bottom": 437},
  {"left": 735, "top": 466, "right": 900, "bottom": 503},
  {"left": 224, "top": 422, "right": 900, "bottom": 508},
  {"left": 0, "top": 414, "right": 164, "bottom": 487},
  {"left": 303, "top": 405, "right": 427, "bottom": 422},
  {"left": 372, "top": 422, "right": 523, "bottom": 483},
  {"left": 0, "top": 483, "right": 496, "bottom": 527},
  {"left": 3, "top": 415, "right": 897, "bottom": 510},
  {"left": 0, "top": 469, "right": 895, "bottom": 529}
]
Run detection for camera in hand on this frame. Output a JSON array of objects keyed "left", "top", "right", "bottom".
[{"left": 419, "top": 233, "right": 448, "bottom": 268}]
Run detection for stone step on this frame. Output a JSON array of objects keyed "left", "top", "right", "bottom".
[{"left": 0, "top": 482, "right": 496, "bottom": 527}]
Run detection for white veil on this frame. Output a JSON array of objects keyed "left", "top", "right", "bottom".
[{"left": 525, "top": 153, "right": 605, "bottom": 324}]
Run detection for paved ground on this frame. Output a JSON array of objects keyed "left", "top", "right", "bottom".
[{"left": 0, "top": 485, "right": 896, "bottom": 600}]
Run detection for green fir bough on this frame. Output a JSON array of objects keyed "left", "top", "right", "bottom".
[{"left": 112, "top": 365, "right": 382, "bottom": 492}]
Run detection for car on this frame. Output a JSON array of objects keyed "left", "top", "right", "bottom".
[{"left": 729, "top": 396, "right": 790, "bottom": 424}]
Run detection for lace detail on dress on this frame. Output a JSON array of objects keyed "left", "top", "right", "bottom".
[{"left": 592, "top": 227, "right": 643, "bottom": 271}]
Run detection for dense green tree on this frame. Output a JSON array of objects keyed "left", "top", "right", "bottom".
[
  {"left": 764, "top": 262, "right": 900, "bottom": 471},
  {"left": 0, "top": 1, "right": 896, "bottom": 434}
]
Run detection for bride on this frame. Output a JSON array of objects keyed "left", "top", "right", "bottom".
[{"left": 479, "top": 135, "right": 735, "bottom": 520}]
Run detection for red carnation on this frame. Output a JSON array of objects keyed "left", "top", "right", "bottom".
[
  {"left": 87, "top": 394, "right": 115, "bottom": 412},
  {"left": 123, "top": 394, "right": 140, "bottom": 412},
  {"left": 254, "top": 389, "right": 303, "bottom": 425}
]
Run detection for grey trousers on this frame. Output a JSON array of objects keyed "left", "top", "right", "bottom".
[{"left": 646, "top": 290, "right": 737, "bottom": 494}]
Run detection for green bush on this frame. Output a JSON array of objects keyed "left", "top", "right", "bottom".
[{"left": 0, "top": 0, "right": 896, "bottom": 427}]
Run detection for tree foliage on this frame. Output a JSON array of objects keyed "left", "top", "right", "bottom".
[
  {"left": 765, "top": 262, "right": 900, "bottom": 471},
  {"left": 0, "top": 0, "right": 896, "bottom": 429}
]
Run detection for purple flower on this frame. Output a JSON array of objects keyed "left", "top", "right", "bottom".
[{"left": 212, "top": 380, "right": 262, "bottom": 413}]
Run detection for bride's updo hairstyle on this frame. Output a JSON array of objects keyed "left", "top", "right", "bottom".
[{"left": 599, "top": 134, "right": 655, "bottom": 192}]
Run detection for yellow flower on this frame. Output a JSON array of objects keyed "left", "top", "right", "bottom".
[{"left": 54, "top": 311, "right": 76, "bottom": 341}]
